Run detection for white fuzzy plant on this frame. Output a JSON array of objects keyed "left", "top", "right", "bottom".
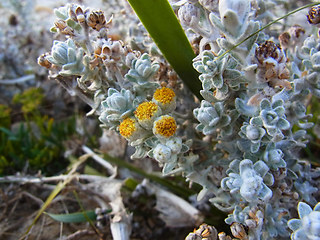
[{"left": 40, "top": 0, "right": 320, "bottom": 239}]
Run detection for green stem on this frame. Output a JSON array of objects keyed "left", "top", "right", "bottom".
[{"left": 103, "top": 153, "right": 195, "bottom": 198}]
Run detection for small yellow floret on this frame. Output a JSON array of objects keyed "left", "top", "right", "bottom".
[
  {"left": 154, "top": 116, "right": 177, "bottom": 138},
  {"left": 153, "top": 87, "right": 175, "bottom": 104},
  {"left": 134, "top": 102, "right": 158, "bottom": 121},
  {"left": 119, "top": 118, "right": 136, "bottom": 138}
]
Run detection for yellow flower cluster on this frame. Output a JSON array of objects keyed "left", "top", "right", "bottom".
[{"left": 119, "top": 87, "right": 177, "bottom": 140}]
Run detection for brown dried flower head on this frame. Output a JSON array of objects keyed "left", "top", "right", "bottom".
[
  {"left": 307, "top": 5, "right": 320, "bottom": 25},
  {"left": 279, "top": 25, "right": 305, "bottom": 49},
  {"left": 38, "top": 53, "right": 52, "bottom": 69},
  {"left": 185, "top": 223, "right": 217, "bottom": 240},
  {"left": 230, "top": 223, "right": 248, "bottom": 240},
  {"left": 255, "top": 41, "right": 284, "bottom": 65},
  {"left": 87, "top": 10, "right": 106, "bottom": 31},
  {"left": 54, "top": 19, "right": 67, "bottom": 31},
  {"left": 278, "top": 32, "right": 290, "bottom": 49}
]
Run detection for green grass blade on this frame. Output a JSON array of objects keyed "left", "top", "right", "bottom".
[
  {"left": 127, "top": 0, "right": 202, "bottom": 99},
  {"left": 45, "top": 210, "right": 100, "bottom": 223}
]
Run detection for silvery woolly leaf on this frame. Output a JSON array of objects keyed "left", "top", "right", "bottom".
[
  {"left": 228, "top": 159, "right": 240, "bottom": 173},
  {"left": 181, "top": 144, "right": 189, "bottom": 153},
  {"left": 209, "top": 13, "right": 225, "bottom": 32},
  {"left": 260, "top": 98, "right": 271, "bottom": 110},
  {"left": 287, "top": 219, "right": 301, "bottom": 231},
  {"left": 219, "top": 115, "right": 231, "bottom": 127},
  {"left": 250, "top": 116, "right": 263, "bottom": 126},
  {"left": 314, "top": 203, "right": 320, "bottom": 211},
  {"left": 253, "top": 161, "right": 269, "bottom": 177},
  {"left": 131, "top": 145, "right": 148, "bottom": 159},
  {"left": 302, "top": 59, "right": 313, "bottom": 69},
  {"left": 193, "top": 62, "right": 206, "bottom": 73},
  {"left": 213, "top": 76, "right": 223, "bottom": 88},
  {"left": 162, "top": 160, "right": 177, "bottom": 175},
  {"left": 292, "top": 229, "right": 307, "bottom": 240},
  {"left": 195, "top": 123, "right": 205, "bottom": 132},
  {"left": 54, "top": 7, "right": 69, "bottom": 20},
  {"left": 224, "top": 69, "right": 242, "bottom": 80},
  {"left": 202, "top": 126, "right": 215, "bottom": 135},
  {"left": 202, "top": 78, "right": 213, "bottom": 90},
  {"left": 260, "top": 183, "right": 272, "bottom": 201},
  {"left": 200, "top": 90, "right": 217, "bottom": 102},
  {"left": 298, "top": 202, "right": 312, "bottom": 219},
  {"left": 277, "top": 118, "right": 290, "bottom": 130},
  {"left": 235, "top": 98, "right": 258, "bottom": 117},
  {"left": 67, "top": 48, "right": 77, "bottom": 63},
  {"left": 263, "top": 173, "right": 274, "bottom": 186},
  {"left": 239, "top": 159, "right": 252, "bottom": 173},
  {"left": 250, "top": 142, "right": 260, "bottom": 153}
]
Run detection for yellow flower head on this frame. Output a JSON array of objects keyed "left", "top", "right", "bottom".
[
  {"left": 153, "top": 115, "right": 177, "bottom": 138},
  {"left": 119, "top": 117, "right": 136, "bottom": 139},
  {"left": 134, "top": 101, "right": 162, "bottom": 129},
  {"left": 153, "top": 87, "right": 176, "bottom": 113},
  {"left": 134, "top": 101, "right": 159, "bottom": 120},
  {"left": 153, "top": 87, "right": 175, "bottom": 104}
]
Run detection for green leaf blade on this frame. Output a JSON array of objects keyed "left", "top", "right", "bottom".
[
  {"left": 127, "top": 0, "right": 202, "bottom": 99},
  {"left": 45, "top": 210, "right": 102, "bottom": 223}
]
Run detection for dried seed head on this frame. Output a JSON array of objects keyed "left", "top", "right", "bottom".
[
  {"left": 38, "top": 53, "right": 52, "bottom": 68},
  {"left": 278, "top": 32, "right": 291, "bottom": 49},
  {"left": 230, "top": 223, "right": 248, "bottom": 240},
  {"left": 54, "top": 19, "right": 67, "bottom": 31},
  {"left": 186, "top": 223, "right": 217, "bottom": 240},
  {"left": 279, "top": 25, "right": 305, "bottom": 49},
  {"left": 255, "top": 41, "right": 284, "bottom": 64},
  {"left": 87, "top": 10, "right": 106, "bottom": 31},
  {"left": 290, "top": 25, "right": 306, "bottom": 39},
  {"left": 307, "top": 5, "right": 320, "bottom": 25},
  {"left": 218, "top": 232, "right": 232, "bottom": 240}
]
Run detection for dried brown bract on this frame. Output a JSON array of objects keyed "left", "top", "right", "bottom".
[
  {"left": 87, "top": 10, "right": 107, "bottom": 31},
  {"left": 185, "top": 223, "right": 218, "bottom": 240},
  {"left": 37, "top": 53, "right": 52, "bottom": 69},
  {"left": 255, "top": 41, "right": 284, "bottom": 65},
  {"left": 254, "top": 41, "right": 291, "bottom": 91},
  {"left": 307, "top": 5, "right": 320, "bottom": 25},
  {"left": 230, "top": 222, "right": 248, "bottom": 240},
  {"left": 279, "top": 25, "right": 305, "bottom": 49}
]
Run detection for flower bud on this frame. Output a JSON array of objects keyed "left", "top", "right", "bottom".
[
  {"left": 153, "top": 144, "right": 172, "bottom": 163},
  {"left": 166, "top": 137, "right": 182, "bottom": 154},
  {"left": 178, "top": 3, "right": 200, "bottom": 26}
]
